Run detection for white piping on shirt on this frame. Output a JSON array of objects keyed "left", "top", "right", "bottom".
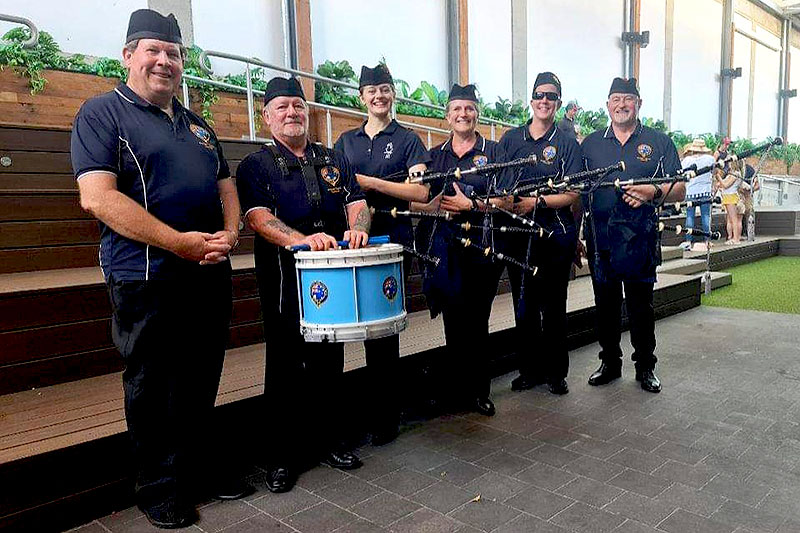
[
  {"left": 118, "top": 135, "right": 150, "bottom": 280},
  {"left": 114, "top": 88, "right": 135, "bottom": 104}
]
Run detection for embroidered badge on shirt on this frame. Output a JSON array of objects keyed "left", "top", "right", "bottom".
[
  {"left": 472, "top": 154, "right": 488, "bottom": 167},
  {"left": 310, "top": 281, "right": 328, "bottom": 307},
  {"left": 383, "top": 276, "right": 398, "bottom": 301},
  {"left": 190, "top": 124, "right": 215, "bottom": 150},
  {"left": 384, "top": 141, "right": 394, "bottom": 160},
  {"left": 637, "top": 143, "right": 653, "bottom": 162},
  {"left": 542, "top": 145, "right": 557, "bottom": 164},
  {"left": 320, "top": 166, "right": 341, "bottom": 187}
]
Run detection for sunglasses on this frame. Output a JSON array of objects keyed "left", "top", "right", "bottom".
[{"left": 532, "top": 91, "right": 560, "bottom": 101}]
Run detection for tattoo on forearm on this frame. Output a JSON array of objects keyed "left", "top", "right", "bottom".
[
  {"left": 353, "top": 207, "right": 371, "bottom": 233},
  {"left": 265, "top": 218, "right": 298, "bottom": 236}
]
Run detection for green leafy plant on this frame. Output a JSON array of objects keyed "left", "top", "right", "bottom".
[
  {"left": 0, "top": 28, "right": 68, "bottom": 93},
  {"left": 641, "top": 116, "right": 667, "bottom": 132},
  {"left": 314, "top": 59, "right": 361, "bottom": 110},
  {"left": 668, "top": 130, "right": 693, "bottom": 152},
  {"left": 575, "top": 108, "right": 609, "bottom": 136},
  {"left": 183, "top": 45, "right": 219, "bottom": 123},
  {"left": 771, "top": 143, "right": 800, "bottom": 173}
]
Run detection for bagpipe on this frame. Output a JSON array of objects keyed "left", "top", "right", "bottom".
[
  {"left": 499, "top": 161, "right": 627, "bottom": 197},
  {"left": 567, "top": 138, "right": 782, "bottom": 192},
  {"left": 658, "top": 221, "right": 722, "bottom": 240},
  {"left": 378, "top": 154, "right": 539, "bottom": 184}
]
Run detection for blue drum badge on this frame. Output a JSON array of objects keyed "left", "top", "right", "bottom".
[
  {"left": 542, "top": 145, "right": 557, "bottom": 163},
  {"left": 310, "top": 281, "right": 329, "bottom": 307},
  {"left": 472, "top": 154, "right": 488, "bottom": 167},
  {"left": 382, "top": 275, "right": 398, "bottom": 301}
]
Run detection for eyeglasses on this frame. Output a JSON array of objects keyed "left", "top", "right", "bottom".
[{"left": 532, "top": 91, "right": 560, "bottom": 102}]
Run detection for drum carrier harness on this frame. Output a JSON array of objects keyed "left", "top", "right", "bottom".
[{"left": 266, "top": 142, "right": 335, "bottom": 231}]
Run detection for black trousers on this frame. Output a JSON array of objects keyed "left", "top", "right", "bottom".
[
  {"left": 508, "top": 229, "right": 576, "bottom": 382},
  {"left": 589, "top": 272, "right": 657, "bottom": 369},
  {"left": 438, "top": 250, "right": 503, "bottom": 402},
  {"left": 259, "top": 251, "right": 346, "bottom": 468},
  {"left": 108, "top": 267, "right": 232, "bottom": 507},
  {"left": 361, "top": 253, "right": 412, "bottom": 434}
]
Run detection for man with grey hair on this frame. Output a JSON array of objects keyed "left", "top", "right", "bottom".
[{"left": 71, "top": 9, "right": 249, "bottom": 528}]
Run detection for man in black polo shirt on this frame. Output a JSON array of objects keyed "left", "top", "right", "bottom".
[
  {"left": 581, "top": 78, "right": 683, "bottom": 393},
  {"left": 71, "top": 9, "right": 248, "bottom": 529},
  {"left": 499, "top": 72, "right": 581, "bottom": 396},
  {"left": 236, "top": 77, "right": 369, "bottom": 494}
]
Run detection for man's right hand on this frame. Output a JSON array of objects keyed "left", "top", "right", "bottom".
[
  {"left": 174, "top": 231, "right": 231, "bottom": 263},
  {"left": 297, "top": 232, "right": 339, "bottom": 251}
]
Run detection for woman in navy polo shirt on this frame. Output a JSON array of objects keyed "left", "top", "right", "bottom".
[
  {"left": 413, "top": 83, "right": 508, "bottom": 417},
  {"left": 334, "top": 63, "right": 428, "bottom": 446},
  {"left": 498, "top": 72, "right": 582, "bottom": 396}
]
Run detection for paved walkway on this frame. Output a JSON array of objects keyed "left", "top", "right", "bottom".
[{"left": 72, "top": 306, "right": 800, "bottom": 533}]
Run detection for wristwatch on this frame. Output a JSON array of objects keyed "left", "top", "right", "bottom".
[
  {"left": 537, "top": 195, "right": 548, "bottom": 208},
  {"left": 652, "top": 185, "right": 663, "bottom": 199}
]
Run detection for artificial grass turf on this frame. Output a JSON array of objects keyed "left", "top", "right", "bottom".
[{"left": 701, "top": 256, "right": 800, "bottom": 314}]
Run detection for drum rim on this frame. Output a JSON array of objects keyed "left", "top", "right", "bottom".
[{"left": 294, "top": 242, "right": 404, "bottom": 260}]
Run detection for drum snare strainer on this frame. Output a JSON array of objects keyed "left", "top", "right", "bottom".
[{"left": 294, "top": 243, "right": 407, "bottom": 342}]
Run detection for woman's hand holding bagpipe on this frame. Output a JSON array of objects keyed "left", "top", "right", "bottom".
[
  {"left": 296, "top": 232, "right": 339, "bottom": 251},
  {"left": 621, "top": 184, "right": 657, "bottom": 208},
  {"left": 439, "top": 183, "right": 472, "bottom": 213},
  {"left": 342, "top": 229, "right": 369, "bottom": 249}
]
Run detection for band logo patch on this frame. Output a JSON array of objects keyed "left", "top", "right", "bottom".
[
  {"left": 310, "top": 281, "right": 328, "bottom": 307},
  {"left": 320, "top": 166, "right": 341, "bottom": 187},
  {"left": 472, "top": 154, "right": 488, "bottom": 167},
  {"left": 637, "top": 143, "right": 653, "bottom": 162},
  {"left": 542, "top": 145, "right": 557, "bottom": 163},
  {"left": 384, "top": 141, "right": 394, "bottom": 160},
  {"left": 190, "top": 124, "right": 214, "bottom": 150},
  {"left": 382, "top": 275, "right": 398, "bottom": 301}
]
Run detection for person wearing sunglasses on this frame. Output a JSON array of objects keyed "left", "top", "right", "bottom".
[
  {"left": 498, "top": 72, "right": 582, "bottom": 396},
  {"left": 580, "top": 77, "right": 683, "bottom": 393}
]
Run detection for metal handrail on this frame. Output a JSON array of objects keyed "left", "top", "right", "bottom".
[
  {"left": 197, "top": 49, "right": 517, "bottom": 129},
  {"left": 183, "top": 74, "right": 450, "bottom": 148},
  {"left": 0, "top": 14, "right": 39, "bottom": 48}
]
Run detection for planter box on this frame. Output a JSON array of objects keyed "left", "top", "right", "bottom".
[{"left": 0, "top": 69, "right": 510, "bottom": 146}]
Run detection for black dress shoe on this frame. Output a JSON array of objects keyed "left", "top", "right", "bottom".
[
  {"left": 322, "top": 450, "right": 363, "bottom": 470},
  {"left": 548, "top": 379, "right": 569, "bottom": 395},
  {"left": 265, "top": 467, "right": 294, "bottom": 493},
  {"left": 475, "top": 397, "right": 496, "bottom": 416},
  {"left": 588, "top": 363, "right": 622, "bottom": 386},
  {"left": 371, "top": 426, "right": 399, "bottom": 446},
  {"left": 511, "top": 374, "right": 545, "bottom": 391},
  {"left": 139, "top": 499, "right": 196, "bottom": 529},
  {"left": 213, "top": 476, "right": 253, "bottom": 500},
  {"left": 638, "top": 369, "right": 662, "bottom": 393}
]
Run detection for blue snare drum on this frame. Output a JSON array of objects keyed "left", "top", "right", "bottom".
[{"left": 294, "top": 243, "right": 407, "bottom": 342}]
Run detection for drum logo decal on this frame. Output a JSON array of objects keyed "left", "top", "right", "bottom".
[
  {"left": 472, "top": 154, "right": 488, "bottom": 167},
  {"left": 542, "top": 145, "right": 557, "bottom": 164},
  {"left": 382, "top": 276, "right": 398, "bottom": 301},
  {"left": 320, "top": 166, "right": 341, "bottom": 187},
  {"left": 190, "top": 124, "right": 214, "bottom": 150},
  {"left": 637, "top": 143, "right": 653, "bottom": 162},
  {"left": 310, "top": 281, "right": 328, "bottom": 307}
]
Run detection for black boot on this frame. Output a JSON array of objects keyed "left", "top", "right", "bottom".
[
  {"left": 636, "top": 368, "right": 662, "bottom": 393},
  {"left": 588, "top": 362, "right": 622, "bottom": 386}
]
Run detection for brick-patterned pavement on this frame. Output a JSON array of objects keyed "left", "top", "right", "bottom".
[{"left": 72, "top": 306, "right": 800, "bottom": 532}]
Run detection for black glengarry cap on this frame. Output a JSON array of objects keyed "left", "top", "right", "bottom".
[
  {"left": 263, "top": 77, "right": 306, "bottom": 105},
  {"left": 532, "top": 72, "right": 561, "bottom": 97},
  {"left": 448, "top": 83, "right": 478, "bottom": 102},
  {"left": 608, "top": 77, "right": 640, "bottom": 97},
  {"left": 359, "top": 64, "right": 393, "bottom": 88},
  {"left": 126, "top": 9, "right": 182, "bottom": 45}
]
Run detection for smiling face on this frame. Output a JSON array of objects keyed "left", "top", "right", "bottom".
[
  {"left": 123, "top": 38, "right": 183, "bottom": 107},
  {"left": 446, "top": 99, "right": 479, "bottom": 135},
  {"left": 360, "top": 83, "right": 395, "bottom": 119},
  {"left": 264, "top": 96, "right": 308, "bottom": 144},
  {"left": 530, "top": 83, "right": 561, "bottom": 123},
  {"left": 607, "top": 92, "right": 641, "bottom": 128}
]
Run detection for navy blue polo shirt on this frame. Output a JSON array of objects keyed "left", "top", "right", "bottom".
[
  {"left": 499, "top": 121, "right": 581, "bottom": 233},
  {"left": 334, "top": 119, "right": 428, "bottom": 244},
  {"left": 71, "top": 83, "right": 230, "bottom": 281},
  {"left": 236, "top": 140, "right": 365, "bottom": 239},
  {"left": 428, "top": 133, "right": 510, "bottom": 204},
  {"left": 581, "top": 121, "right": 681, "bottom": 252}
]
